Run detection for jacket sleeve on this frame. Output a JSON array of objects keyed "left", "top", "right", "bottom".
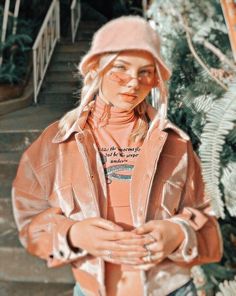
[
  {"left": 12, "top": 151, "right": 88, "bottom": 268},
  {"left": 167, "top": 140, "right": 223, "bottom": 266}
]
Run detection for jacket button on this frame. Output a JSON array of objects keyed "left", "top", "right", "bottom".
[
  {"left": 78, "top": 136, "right": 84, "bottom": 142},
  {"left": 187, "top": 248, "right": 192, "bottom": 255}
]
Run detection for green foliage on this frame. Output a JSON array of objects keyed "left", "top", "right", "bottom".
[
  {"left": 148, "top": 0, "right": 236, "bottom": 293},
  {"left": 0, "top": 5, "right": 33, "bottom": 84},
  {"left": 199, "top": 82, "right": 236, "bottom": 218},
  {"left": 0, "top": 33, "right": 32, "bottom": 84}
]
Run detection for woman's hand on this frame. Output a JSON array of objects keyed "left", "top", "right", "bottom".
[
  {"left": 68, "top": 217, "right": 152, "bottom": 265},
  {"left": 131, "top": 220, "right": 185, "bottom": 269}
]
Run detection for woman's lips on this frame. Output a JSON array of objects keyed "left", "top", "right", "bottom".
[{"left": 120, "top": 93, "right": 137, "bottom": 101}]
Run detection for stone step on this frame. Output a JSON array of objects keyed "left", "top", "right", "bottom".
[
  {"left": 40, "top": 81, "right": 79, "bottom": 94},
  {"left": 0, "top": 152, "right": 21, "bottom": 196},
  {"left": 0, "top": 183, "right": 12, "bottom": 198},
  {"left": 75, "top": 31, "right": 93, "bottom": 41},
  {"left": 49, "top": 61, "right": 79, "bottom": 72},
  {"left": 0, "top": 281, "right": 74, "bottom": 296},
  {"left": 0, "top": 198, "right": 16, "bottom": 232},
  {"left": 0, "top": 198, "right": 74, "bottom": 283},
  {"left": 38, "top": 94, "right": 79, "bottom": 108},
  {"left": 45, "top": 71, "right": 78, "bottom": 83},
  {"left": 0, "top": 105, "right": 68, "bottom": 153},
  {"left": 60, "top": 26, "right": 95, "bottom": 43},
  {"left": 0, "top": 129, "right": 41, "bottom": 153},
  {"left": 79, "top": 20, "right": 104, "bottom": 29},
  {"left": 56, "top": 42, "right": 90, "bottom": 53},
  {"left": 52, "top": 51, "right": 85, "bottom": 63}
]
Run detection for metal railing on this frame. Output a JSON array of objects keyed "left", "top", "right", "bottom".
[
  {"left": 71, "top": 0, "right": 81, "bottom": 43},
  {"left": 32, "top": 0, "right": 60, "bottom": 104}
]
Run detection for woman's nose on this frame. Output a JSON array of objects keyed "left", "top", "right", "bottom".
[{"left": 127, "top": 76, "right": 140, "bottom": 89}]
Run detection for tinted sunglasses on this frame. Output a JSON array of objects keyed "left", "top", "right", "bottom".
[{"left": 108, "top": 70, "right": 156, "bottom": 86}]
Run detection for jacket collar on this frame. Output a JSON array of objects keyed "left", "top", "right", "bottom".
[
  {"left": 52, "top": 106, "right": 91, "bottom": 144},
  {"left": 52, "top": 103, "right": 189, "bottom": 144}
]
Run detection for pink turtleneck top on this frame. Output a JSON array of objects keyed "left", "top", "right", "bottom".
[
  {"left": 86, "top": 95, "right": 142, "bottom": 233},
  {"left": 85, "top": 95, "right": 144, "bottom": 295}
]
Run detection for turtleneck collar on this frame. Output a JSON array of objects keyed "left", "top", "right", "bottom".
[{"left": 88, "top": 95, "right": 137, "bottom": 127}]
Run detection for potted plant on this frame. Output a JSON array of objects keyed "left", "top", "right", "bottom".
[{"left": 0, "top": 5, "right": 32, "bottom": 102}]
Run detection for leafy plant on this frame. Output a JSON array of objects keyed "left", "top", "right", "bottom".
[
  {"left": 147, "top": 0, "right": 236, "bottom": 294},
  {"left": 0, "top": 5, "right": 33, "bottom": 85}
]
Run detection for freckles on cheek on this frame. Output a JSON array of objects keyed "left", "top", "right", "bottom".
[
  {"left": 102, "top": 77, "right": 120, "bottom": 97},
  {"left": 105, "top": 81, "right": 117, "bottom": 92}
]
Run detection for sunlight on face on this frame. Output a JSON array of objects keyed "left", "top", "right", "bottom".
[{"left": 99, "top": 50, "right": 156, "bottom": 111}]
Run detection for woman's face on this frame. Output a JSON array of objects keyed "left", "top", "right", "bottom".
[{"left": 99, "top": 50, "right": 156, "bottom": 111}]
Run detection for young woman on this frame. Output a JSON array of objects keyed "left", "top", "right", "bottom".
[{"left": 12, "top": 16, "right": 223, "bottom": 296}]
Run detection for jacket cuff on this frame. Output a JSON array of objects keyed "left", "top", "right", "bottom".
[
  {"left": 48, "top": 219, "right": 88, "bottom": 266},
  {"left": 167, "top": 218, "right": 198, "bottom": 262}
]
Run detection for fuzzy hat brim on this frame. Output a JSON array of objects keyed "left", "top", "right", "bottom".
[{"left": 79, "top": 16, "right": 171, "bottom": 82}]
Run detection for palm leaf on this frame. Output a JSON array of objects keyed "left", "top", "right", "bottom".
[
  {"left": 216, "top": 277, "right": 236, "bottom": 296},
  {"left": 193, "top": 94, "right": 215, "bottom": 112},
  {"left": 227, "top": 128, "right": 236, "bottom": 145},
  {"left": 221, "top": 162, "right": 236, "bottom": 217},
  {"left": 199, "top": 77, "right": 236, "bottom": 218}
]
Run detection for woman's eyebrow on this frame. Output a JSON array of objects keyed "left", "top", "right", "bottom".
[{"left": 114, "top": 59, "right": 155, "bottom": 68}]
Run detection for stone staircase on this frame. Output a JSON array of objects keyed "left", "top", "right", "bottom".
[{"left": 0, "top": 21, "right": 102, "bottom": 295}]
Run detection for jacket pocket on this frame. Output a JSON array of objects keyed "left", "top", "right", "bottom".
[
  {"left": 49, "top": 185, "right": 83, "bottom": 220},
  {"left": 161, "top": 180, "right": 183, "bottom": 216}
]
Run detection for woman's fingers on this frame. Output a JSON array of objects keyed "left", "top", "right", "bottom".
[
  {"left": 142, "top": 251, "right": 165, "bottom": 263},
  {"left": 144, "top": 240, "right": 164, "bottom": 253},
  {"left": 117, "top": 236, "right": 153, "bottom": 246},
  {"left": 103, "top": 241, "right": 146, "bottom": 252},
  {"left": 101, "top": 229, "right": 142, "bottom": 241},
  {"left": 109, "top": 249, "right": 147, "bottom": 258},
  {"left": 103, "top": 257, "right": 144, "bottom": 265},
  {"left": 133, "top": 221, "right": 156, "bottom": 234},
  {"left": 91, "top": 218, "right": 123, "bottom": 231},
  {"left": 98, "top": 242, "right": 147, "bottom": 257}
]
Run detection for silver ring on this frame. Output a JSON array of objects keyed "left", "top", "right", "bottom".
[
  {"left": 144, "top": 245, "right": 152, "bottom": 262},
  {"left": 104, "top": 250, "right": 112, "bottom": 258},
  {"left": 148, "top": 254, "right": 152, "bottom": 262},
  {"left": 144, "top": 253, "right": 152, "bottom": 262},
  {"left": 144, "top": 244, "right": 151, "bottom": 252}
]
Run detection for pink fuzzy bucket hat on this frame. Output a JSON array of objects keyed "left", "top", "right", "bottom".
[{"left": 78, "top": 15, "right": 171, "bottom": 81}]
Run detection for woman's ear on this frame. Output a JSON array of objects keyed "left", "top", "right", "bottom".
[{"left": 90, "top": 69, "right": 98, "bottom": 79}]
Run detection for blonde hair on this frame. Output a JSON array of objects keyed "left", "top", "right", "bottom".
[{"left": 58, "top": 52, "right": 168, "bottom": 142}]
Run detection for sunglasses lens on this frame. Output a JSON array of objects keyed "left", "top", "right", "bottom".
[
  {"left": 109, "top": 71, "right": 154, "bottom": 86},
  {"left": 109, "top": 72, "right": 130, "bottom": 84}
]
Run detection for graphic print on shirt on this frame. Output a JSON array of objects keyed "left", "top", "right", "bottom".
[{"left": 99, "top": 145, "right": 141, "bottom": 184}]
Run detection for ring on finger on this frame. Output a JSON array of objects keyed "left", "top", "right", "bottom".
[
  {"left": 104, "top": 250, "right": 112, "bottom": 258},
  {"left": 144, "top": 246, "right": 152, "bottom": 260},
  {"left": 147, "top": 233, "right": 157, "bottom": 243},
  {"left": 144, "top": 244, "right": 151, "bottom": 252},
  {"left": 143, "top": 252, "right": 153, "bottom": 263}
]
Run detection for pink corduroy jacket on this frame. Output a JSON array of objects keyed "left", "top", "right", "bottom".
[{"left": 12, "top": 104, "right": 223, "bottom": 296}]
